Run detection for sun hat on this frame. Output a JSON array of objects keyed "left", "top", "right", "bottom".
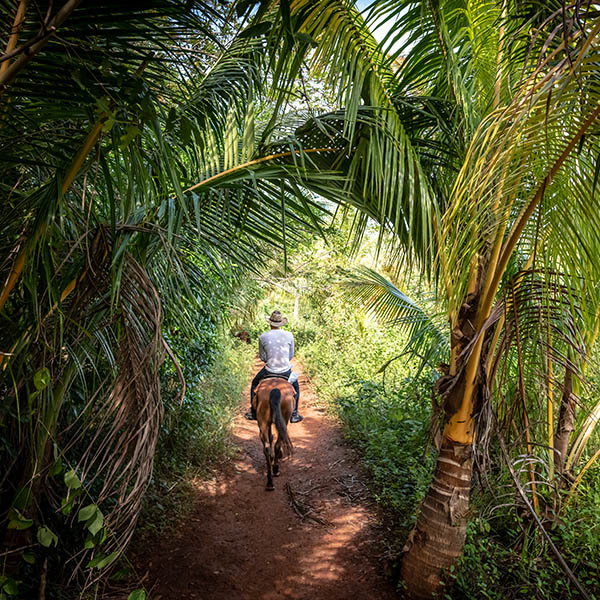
[{"left": 266, "top": 310, "right": 288, "bottom": 328}]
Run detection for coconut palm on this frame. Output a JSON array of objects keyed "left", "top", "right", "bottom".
[
  {"left": 0, "top": 1, "right": 354, "bottom": 594},
  {"left": 248, "top": 0, "right": 600, "bottom": 596}
]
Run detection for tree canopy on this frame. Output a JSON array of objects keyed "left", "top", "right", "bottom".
[{"left": 3, "top": 0, "right": 600, "bottom": 598}]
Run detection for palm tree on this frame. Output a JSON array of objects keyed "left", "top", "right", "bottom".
[
  {"left": 0, "top": 1, "right": 350, "bottom": 593},
  {"left": 250, "top": 0, "right": 600, "bottom": 596}
]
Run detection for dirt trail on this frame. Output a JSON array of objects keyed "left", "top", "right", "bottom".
[{"left": 138, "top": 359, "right": 398, "bottom": 599}]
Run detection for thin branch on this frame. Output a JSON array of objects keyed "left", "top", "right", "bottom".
[
  {"left": 0, "top": 0, "right": 82, "bottom": 94},
  {"left": 496, "top": 422, "right": 592, "bottom": 600}
]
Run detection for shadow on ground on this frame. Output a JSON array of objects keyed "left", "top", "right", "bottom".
[{"left": 135, "top": 360, "right": 398, "bottom": 600}]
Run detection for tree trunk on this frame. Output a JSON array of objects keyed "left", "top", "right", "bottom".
[
  {"left": 401, "top": 284, "right": 481, "bottom": 598},
  {"left": 400, "top": 437, "right": 473, "bottom": 599},
  {"left": 554, "top": 367, "right": 575, "bottom": 475}
]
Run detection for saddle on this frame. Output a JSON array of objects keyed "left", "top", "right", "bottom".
[
  {"left": 262, "top": 372, "right": 289, "bottom": 382},
  {"left": 254, "top": 373, "right": 296, "bottom": 405}
]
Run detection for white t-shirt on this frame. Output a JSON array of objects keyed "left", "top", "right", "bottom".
[{"left": 259, "top": 329, "right": 295, "bottom": 373}]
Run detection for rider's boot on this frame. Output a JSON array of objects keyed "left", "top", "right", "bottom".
[
  {"left": 244, "top": 407, "right": 257, "bottom": 420},
  {"left": 290, "top": 396, "right": 303, "bottom": 423}
]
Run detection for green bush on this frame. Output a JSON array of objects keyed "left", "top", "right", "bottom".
[
  {"left": 158, "top": 333, "right": 254, "bottom": 472},
  {"left": 335, "top": 378, "right": 434, "bottom": 524},
  {"left": 138, "top": 333, "right": 254, "bottom": 535}
]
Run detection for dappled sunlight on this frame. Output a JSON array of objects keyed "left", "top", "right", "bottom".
[{"left": 138, "top": 360, "right": 395, "bottom": 600}]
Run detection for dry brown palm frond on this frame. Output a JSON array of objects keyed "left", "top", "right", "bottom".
[
  {"left": 464, "top": 269, "right": 590, "bottom": 475},
  {"left": 57, "top": 255, "right": 165, "bottom": 587}
]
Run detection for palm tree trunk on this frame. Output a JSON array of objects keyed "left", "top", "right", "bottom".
[
  {"left": 401, "top": 284, "right": 481, "bottom": 598},
  {"left": 400, "top": 436, "right": 472, "bottom": 598},
  {"left": 554, "top": 367, "right": 575, "bottom": 475}
]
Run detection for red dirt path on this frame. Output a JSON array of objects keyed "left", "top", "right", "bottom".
[{"left": 137, "top": 359, "right": 398, "bottom": 599}]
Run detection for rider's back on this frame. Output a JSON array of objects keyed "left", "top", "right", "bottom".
[{"left": 259, "top": 328, "right": 294, "bottom": 373}]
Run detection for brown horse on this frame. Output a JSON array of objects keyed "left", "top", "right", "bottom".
[{"left": 254, "top": 378, "right": 294, "bottom": 490}]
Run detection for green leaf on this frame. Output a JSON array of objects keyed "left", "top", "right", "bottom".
[
  {"left": 96, "top": 527, "right": 107, "bottom": 545},
  {"left": 78, "top": 503, "right": 104, "bottom": 534},
  {"left": 78, "top": 504, "right": 98, "bottom": 522},
  {"left": 33, "top": 368, "right": 50, "bottom": 391},
  {"left": 87, "top": 551, "right": 118, "bottom": 570},
  {"left": 61, "top": 495, "right": 73, "bottom": 515},
  {"left": 84, "top": 527, "right": 108, "bottom": 550},
  {"left": 101, "top": 115, "right": 116, "bottom": 133},
  {"left": 87, "top": 509, "right": 104, "bottom": 536},
  {"left": 7, "top": 508, "right": 33, "bottom": 530},
  {"left": 110, "top": 567, "right": 133, "bottom": 581},
  {"left": 127, "top": 590, "right": 146, "bottom": 600},
  {"left": 49, "top": 457, "right": 63, "bottom": 476},
  {"left": 37, "top": 526, "right": 58, "bottom": 548},
  {"left": 7, "top": 518, "right": 33, "bottom": 530},
  {"left": 120, "top": 125, "right": 140, "bottom": 150},
  {"left": 22, "top": 552, "right": 36, "bottom": 565},
  {"left": 64, "top": 469, "right": 81, "bottom": 489},
  {"left": 1, "top": 578, "right": 18, "bottom": 596}
]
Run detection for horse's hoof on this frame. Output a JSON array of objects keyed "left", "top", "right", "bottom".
[
  {"left": 266, "top": 484, "right": 275, "bottom": 491},
  {"left": 273, "top": 466, "right": 280, "bottom": 476}
]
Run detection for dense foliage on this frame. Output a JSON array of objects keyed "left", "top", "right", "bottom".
[
  {"left": 0, "top": 1, "right": 334, "bottom": 596},
  {"left": 247, "top": 227, "right": 600, "bottom": 599},
  {"left": 4, "top": 0, "right": 600, "bottom": 598},
  {"left": 139, "top": 332, "right": 254, "bottom": 539}
]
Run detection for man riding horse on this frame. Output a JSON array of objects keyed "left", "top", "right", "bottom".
[{"left": 245, "top": 310, "right": 303, "bottom": 423}]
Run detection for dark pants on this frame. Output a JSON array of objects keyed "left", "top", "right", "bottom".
[{"left": 251, "top": 367, "right": 300, "bottom": 412}]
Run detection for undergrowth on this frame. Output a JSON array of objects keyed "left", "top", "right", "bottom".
[{"left": 136, "top": 333, "right": 253, "bottom": 537}]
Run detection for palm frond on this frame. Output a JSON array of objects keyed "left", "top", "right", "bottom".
[
  {"left": 345, "top": 265, "right": 449, "bottom": 373},
  {"left": 259, "top": 0, "right": 441, "bottom": 264},
  {"left": 443, "top": 19, "right": 600, "bottom": 315}
]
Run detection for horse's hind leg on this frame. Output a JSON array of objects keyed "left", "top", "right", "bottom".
[
  {"left": 273, "top": 439, "right": 281, "bottom": 476},
  {"left": 261, "top": 426, "right": 274, "bottom": 491}
]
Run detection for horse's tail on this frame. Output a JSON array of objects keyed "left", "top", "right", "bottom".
[{"left": 270, "top": 388, "right": 293, "bottom": 457}]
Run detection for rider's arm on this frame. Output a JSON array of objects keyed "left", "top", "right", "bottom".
[
  {"left": 259, "top": 335, "right": 267, "bottom": 362},
  {"left": 289, "top": 334, "right": 295, "bottom": 360}
]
